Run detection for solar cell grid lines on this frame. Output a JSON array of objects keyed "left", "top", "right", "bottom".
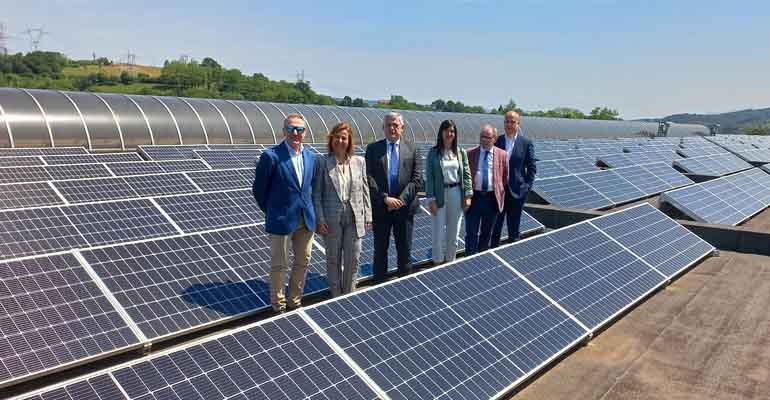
[
  {"left": 54, "top": 177, "right": 138, "bottom": 204},
  {"left": 0, "top": 147, "right": 88, "bottom": 157},
  {"left": 0, "top": 182, "right": 64, "bottom": 210},
  {"left": 187, "top": 168, "right": 253, "bottom": 192},
  {"left": 307, "top": 252, "right": 588, "bottom": 400},
  {"left": 107, "top": 160, "right": 209, "bottom": 177},
  {"left": 123, "top": 173, "right": 200, "bottom": 198},
  {"left": 0, "top": 166, "right": 52, "bottom": 184},
  {"left": 494, "top": 221, "right": 665, "bottom": 330},
  {"left": 193, "top": 150, "right": 243, "bottom": 169},
  {"left": 138, "top": 145, "right": 208, "bottom": 161},
  {"left": 674, "top": 153, "right": 753, "bottom": 176},
  {"left": 532, "top": 174, "right": 613, "bottom": 210},
  {"left": 0, "top": 156, "right": 45, "bottom": 167},
  {"left": 574, "top": 169, "right": 646, "bottom": 204},
  {"left": 80, "top": 234, "right": 263, "bottom": 340},
  {"left": 613, "top": 165, "right": 671, "bottom": 195},
  {"left": 18, "top": 374, "right": 124, "bottom": 400},
  {"left": 45, "top": 164, "right": 113, "bottom": 181},
  {"left": 0, "top": 253, "right": 140, "bottom": 388},
  {"left": 154, "top": 190, "right": 261, "bottom": 233},
  {"left": 0, "top": 207, "right": 89, "bottom": 260},
  {"left": 62, "top": 200, "right": 179, "bottom": 246}
]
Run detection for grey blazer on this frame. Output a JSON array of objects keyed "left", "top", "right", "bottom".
[{"left": 313, "top": 154, "right": 372, "bottom": 238}]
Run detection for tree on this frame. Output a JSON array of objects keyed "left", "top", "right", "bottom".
[
  {"left": 339, "top": 96, "right": 353, "bottom": 106},
  {"left": 588, "top": 107, "right": 620, "bottom": 120},
  {"left": 352, "top": 98, "right": 366, "bottom": 107},
  {"left": 743, "top": 122, "right": 770, "bottom": 135}
]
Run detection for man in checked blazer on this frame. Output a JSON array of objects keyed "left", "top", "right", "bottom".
[
  {"left": 365, "top": 112, "right": 422, "bottom": 284},
  {"left": 466, "top": 124, "right": 509, "bottom": 255},
  {"left": 491, "top": 111, "right": 536, "bottom": 246}
]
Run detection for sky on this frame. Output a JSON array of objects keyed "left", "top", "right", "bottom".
[{"left": 2, "top": 0, "right": 769, "bottom": 119}]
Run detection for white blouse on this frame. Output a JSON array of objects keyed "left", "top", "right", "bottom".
[{"left": 440, "top": 151, "right": 460, "bottom": 184}]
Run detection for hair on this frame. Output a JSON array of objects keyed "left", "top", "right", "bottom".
[
  {"left": 382, "top": 111, "right": 404, "bottom": 128},
  {"left": 480, "top": 123, "right": 497, "bottom": 136},
  {"left": 434, "top": 119, "right": 458, "bottom": 156},
  {"left": 326, "top": 122, "right": 355, "bottom": 157},
  {"left": 284, "top": 113, "right": 306, "bottom": 130},
  {"left": 504, "top": 111, "right": 521, "bottom": 120}
]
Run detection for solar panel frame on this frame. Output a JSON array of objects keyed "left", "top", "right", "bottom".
[
  {"left": 613, "top": 165, "right": 671, "bottom": 195},
  {"left": 123, "top": 173, "right": 200, "bottom": 198},
  {"left": 535, "top": 160, "right": 571, "bottom": 179},
  {"left": 0, "top": 156, "right": 45, "bottom": 167},
  {"left": 192, "top": 150, "right": 244, "bottom": 169},
  {"left": 640, "top": 162, "right": 694, "bottom": 189},
  {"left": 0, "top": 253, "right": 142, "bottom": 389},
  {"left": 660, "top": 183, "right": 748, "bottom": 225},
  {"left": 53, "top": 177, "right": 138, "bottom": 204},
  {"left": 0, "top": 147, "right": 88, "bottom": 157},
  {"left": 16, "top": 374, "right": 125, "bottom": 400},
  {"left": 0, "top": 166, "right": 53, "bottom": 184},
  {"left": 555, "top": 157, "right": 598, "bottom": 174},
  {"left": 574, "top": 169, "right": 646, "bottom": 204},
  {"left": 106, "top": 161, "right": 167, "bottom": 177},
  {"left": 45, "top": 164, "right": 113, "bottom": 181},
  {"left": 0, "top": 207, "right": 89, "bottom": 261},
  {"left": 532, "top": 175, "right": 613, "bottom": 210},
  {"left": 186, "top": 168, "right": 253, "bottom": 192},
  {"left": 154, "top": 190, "right": 260, "bottom": 233}
]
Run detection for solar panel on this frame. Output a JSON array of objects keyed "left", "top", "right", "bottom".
[
  {"left": 18, "top": 374, "right": 123, "bottom": 400},
  {"left": 0, "top": 182, "right": 64, "bottom": 210},
  {"left": 306, "top": 252, "right": 588, "bottom": 399},
  {"left": 104, "top": 313, "right": 379, "bottom": 400},
  {"left": 661, "top": 183, "right": 749, "bottom": 225},
  {"left": 556, "top": 157, "right": 598, "bottom": 174},
  {"left": 138, "top": 145, "right": 208, "bottom": 161},
  {"left": 62, "top": 199, "right": 179, "bottom": 246},
  {"left": 590, "top": 203, "right": 715, "bottom": 278},
  {"left": 734, "top": 148, "right": 770, "bottom": 163},
  {"left": 0, "top": 156, "right": 44, "bottom": 167},
  {"left": 575, "top": 169, "right": 646, "bottom": 204},
  {"left": 677, "top": 146, "right": 727, "bottom": 158},
  {"left": 0, "top": 147, "right": 88, "bottom": 157},
  {"left": 154, "top": 191, "right": 261, "bottom": 233},
  {"left": 81, "top": 234, "right": 262, "bottom": 340},
  {"left": 187, "top": 168, "right": 254, "bottom": 191},
  {"left": 193, "top": 150, "right": 243, "bottom": 169},
  {"left": 494, "top": 222, "right": 665, "bottom": 329},
  {"left": 0, "top": 208, "right": 88, "bottom": 260},
  {"left": 701, "top": 178, "right": 765, "bottom": 219},
  {"left": 0, "top": 166, "right": 52, "bottom": 184},
  {"left": 45, "top": 164, "right": 112, "bottom": 181},
  {"left": 735, "top": 168, "right": 770, "bottom": 203},
  {"left": 613, "top": 165, "right": 670, "bottom": 195},
  {"left": 641, "top": 162, "right": 693, "bottom": 189},
  {"left": 123, "top": 173, "right": 200, "bottom": 197},
  {"left": 532, "top": 175, "right": 613, "bottom": 210},
  {"left": 674, "top": 154, "right": 752, "bottom": 176},
  {"left": 225, "top": 189, "right": 266, "bottom": 223},
  {"left": 535, "top": 160, "right": 571, "bottom": 179},
  {"left": 158, "top": 159, "right": 210, "bottom": 173},
  {"left": 106, "top": 161, "right": 166, "bottom": 177},
  {"left": 200, "top": 224, "right": 328, "bottom": 304},
  {"left": 0, "top": 253, "right": 141, "bottom": 388},
  {"left": 54, "top": 177, "right": 137, "bottom": 203},
  {"left": 42, "top": 155, "right": 98, "bottom": 165}
]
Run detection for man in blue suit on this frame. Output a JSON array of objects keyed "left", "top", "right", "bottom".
[
  {"left": 253, "top": 114, "right": 317, "bottom": 313},
  {"left": 491, "top": 111, "right": 536, "bottom": 246}
]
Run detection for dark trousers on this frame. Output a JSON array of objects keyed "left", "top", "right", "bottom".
[
  {"left": 464, "top": 191, "right": 500, "bottom": 255},
  {"left": 372, "top": 209, "right": 414, "bottom": 283},
  {"left": 491, "top": 190, "right": 526, "bottom": 247}
]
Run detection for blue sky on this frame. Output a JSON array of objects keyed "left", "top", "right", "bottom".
[{"left": 3, "top": 0, "right": 769, "bottom": 118}]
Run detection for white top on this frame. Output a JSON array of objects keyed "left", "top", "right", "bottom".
[
  {"left": 474, "top": 147, "right": 495, "bottom": 191},
  {"left": 385, "top": 138, "right": 400, "bottom": 192},
  {"left": 284, "top": 140, "right": 304, "bottom": 186},
  {"left": 440, "top": 151, "right": 459, "bottom": 184},
  {"left": 505, "top": 133, "right": 517, "bottom": 160},
  {"left": 337, "top": 161, "right": 351, "bottom": 202}
]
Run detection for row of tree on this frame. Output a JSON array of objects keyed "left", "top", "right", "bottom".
[{"left": 0, "top": 51, "right": 622, "bottom": 120}]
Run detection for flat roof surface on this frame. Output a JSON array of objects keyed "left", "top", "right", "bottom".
[{"left": 509, "top": 250, "right": 770, "bottom": 399}]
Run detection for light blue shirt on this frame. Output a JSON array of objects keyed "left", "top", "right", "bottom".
[{"left": 284, "top": 140, "right": 304, "bottom": 186}]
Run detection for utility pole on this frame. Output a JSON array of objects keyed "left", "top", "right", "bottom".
[
  {"left": 296, "top": 69, "right": 305, "bottom": 82},
  {"left": 23, "top": 27, "right": 50, "bottom": 51},
  {"left": 126, "top": 50, "right": 137, "bottom": 75},
  {"left": 0, "top": 22, "right": 13, "bottom": 56}
]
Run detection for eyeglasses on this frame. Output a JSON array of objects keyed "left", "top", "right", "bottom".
[{"left": 286, "top": 125, "right": 306, "bottom": 134}]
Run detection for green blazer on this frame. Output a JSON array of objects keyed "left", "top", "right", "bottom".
[{"left": 424, "top": 147, "right": 473, "bottom": 208}]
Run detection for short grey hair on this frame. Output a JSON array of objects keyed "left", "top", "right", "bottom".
[
  {"left": 383, "top": 112, "right": 404, "bottom": 127},
  {"left": 480, "top": 123, "right": 497, "bottom": 134}
]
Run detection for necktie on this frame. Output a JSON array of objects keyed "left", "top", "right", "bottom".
[
  {"left": 389, "top": 142, "right": 399, "bottom": 196},
  {"left": 481, "top": 150, "right": 489, "bottom": 192}
]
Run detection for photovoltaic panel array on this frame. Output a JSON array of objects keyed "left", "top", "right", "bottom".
[
  {"left": 193, "top": 150, "right": 263, "bottom": 170},
  {"left": 307, "top": 252, "right": 588, "bottom": 400},
  {"left": 18, "top": 374, "right": 124, "bottom": 400},
  {"left": 0, "top": 156, "right": 45, "bottom": 167},
  {"left": 731, "top": 148, "right": 770, "bottom": 163},
  {"left": 52, "top": 173, "right": 200, "bottom": 204},
  {"left": 673, "top": 153, "right": 752, "bottom": 176},
  {"left": 597, "top": 150, "right": 682, "bottom": 168},
  {"left": 0, "top": 164, "right": 112, "bottom": 185},
  {"left": 13, "top": 204, "right": 714, "bottom": 399},
  {"left": 106, "top": 160, "right": 209, "bottom": 177},
  {"left": 0, "top": 253, "right": 141, "bottom": 388},
  {"left": 138, "top": 145, "right": 208, "bottom": 161},
  {"left": 0, "top": 207, "right": 89, "bottom": 261},
  {"left": 42, "top": 153, "right": 143, "bottom": 165},
  {"left": 677, "top": 146, "right": 728, "bottom": 158},
  {"left": 186, "top": 168, "right": 254, "bottom": 192},
  {"left": 533, "top": 175, "right": 613, "bottom": 210},
  {"left": 661, "top": 168, "right": 770, "bottom": 225}
]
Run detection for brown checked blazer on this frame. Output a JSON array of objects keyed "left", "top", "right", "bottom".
[{"left": 468, "top": 146, "right": 509, "bottom": 212}]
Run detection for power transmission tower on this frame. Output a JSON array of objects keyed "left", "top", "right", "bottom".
[
  {"left": 23, "top": 27, "right": 50, "bottom": 51},
  {"left": 126, "top": 50, "right": 137, "bottom": 74},
  {"left": 179, "top": 54, "right": 190, "bottom": 64},
  {"left": 296, "top": 69, "right": 305, "bottom": 82}
]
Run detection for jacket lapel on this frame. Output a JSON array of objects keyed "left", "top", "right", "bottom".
[
  {"left": 381, "top": 140, "right": 389, "bottom": 181},
  {"left": 326, "top": 155, "right": 344, "bottom": 202},
  {"left": 301, "top": 147, "right": 313, "bottom": 189},
  {"left": 277, "top": 142, "right": 301, "bottom": 190}
]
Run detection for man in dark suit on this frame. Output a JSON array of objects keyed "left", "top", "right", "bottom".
[
  {"left": 365, "top": 112, "right": 422, "bottom": 284},
  {"left": 253, "top": 114, "right": 317, "bottom": 313},
  {"left": 466, "top": 124, "right": 509, "bottom": 255},
  {"left": 491, "top": 111, "right": 536, "bottom": 246}
]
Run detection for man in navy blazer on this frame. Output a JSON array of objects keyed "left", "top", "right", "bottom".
[
  {"left": 491, "top": 111, "right": 536, "bottom": 246},
  {"left": 253, "top": 114, "right": 317, "bottom": 313}
]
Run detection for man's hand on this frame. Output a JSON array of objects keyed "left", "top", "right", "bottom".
[
  {"left": 384, "top": 196, "right": 404, "bottom": 211},
  {"left": 429, "top": 200, "right": 438, "bottom": 216},
  {"left": 316, "top": 224, "right": 329, "bottom": 236},
  {"left": 365, "top": 223, "right": 372, "bottom": 231},
  {"left": 462, "top": 197, "right": 471, "bottom": 212}
]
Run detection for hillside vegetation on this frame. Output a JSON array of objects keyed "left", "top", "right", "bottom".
[
  {"left": 650, "top": 108, "right": 770, "bottom": 135},
  {"left": 1, "top": 51, "right": 621, "bottom": 119}
]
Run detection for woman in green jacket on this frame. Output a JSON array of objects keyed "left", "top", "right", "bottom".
[{"left": 424, "top": 120, "right": 473, "bottom": 265}]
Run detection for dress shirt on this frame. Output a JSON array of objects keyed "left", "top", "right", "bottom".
[
  {"left": 475, "top": 147, "right": 495, "bottom": 191},
  {"left": 337, "top": 161, "right": 351, "bottom": 202},
  {"left": 504, "top": 133, "right": 517, "bottom": 160},
  {"left": 284, "top": 140, "right": 304, "bottom": 186}
]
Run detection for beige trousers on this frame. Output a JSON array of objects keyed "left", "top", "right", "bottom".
[{"left": 270, "top": 216, "right": 314, "bottom": 311}]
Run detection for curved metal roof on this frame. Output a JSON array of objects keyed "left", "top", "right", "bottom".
[{"left": 0, "top": 88, "right": 709, "bottom": 149}]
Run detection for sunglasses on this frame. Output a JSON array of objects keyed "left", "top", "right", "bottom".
[{"left": 286, "top": 125, "right": 306, "bottom": 134}]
